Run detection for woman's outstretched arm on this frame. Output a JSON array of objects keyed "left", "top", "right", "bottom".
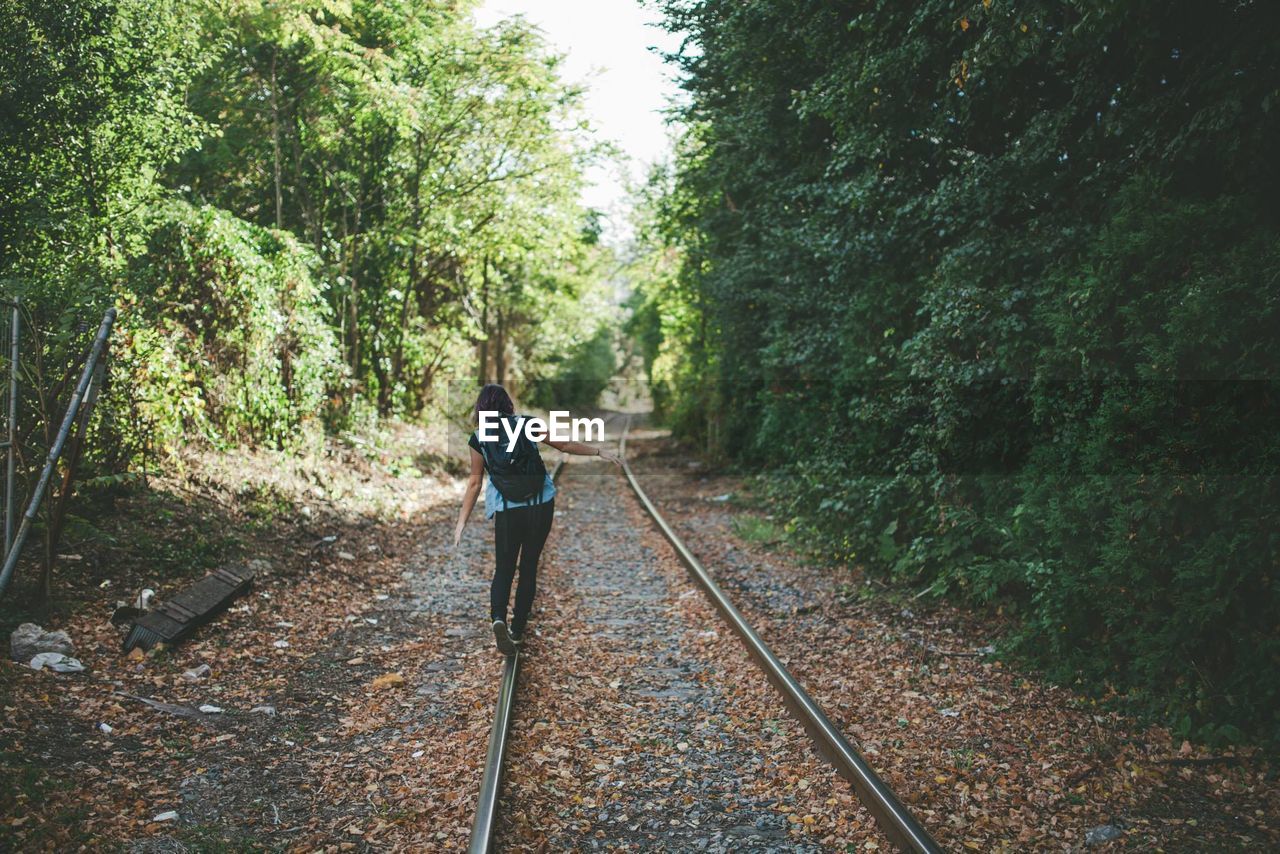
[
  {"left": 545, "top": 438, "right": 622, "bottom": 466},
  {"left": 454, "top": 449, "right": 485, "bottom": 546}
]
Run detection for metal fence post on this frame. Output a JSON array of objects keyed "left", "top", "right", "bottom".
[
  {"left": 5, "top": 298, "right": 19, "bottom": 559},
  {"left": 0, "top": 307, "right": 115, "bottom": 598}
]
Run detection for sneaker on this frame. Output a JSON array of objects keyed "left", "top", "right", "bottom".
[
  {"left": 509, "top": 627, "right": 524, "bottom": 646},
  {"left": 492, "top": 620, "right": 516, "bottom": 655}
]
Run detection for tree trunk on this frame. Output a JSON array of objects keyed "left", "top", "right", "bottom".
[
  {"left": 42, "top": 363, "right": 101, "bottom": 603},
  {"left": 478, "top": 255, "right": 490, "bottom": 383},
  {"left": 391, "top": 137, "right": 425, "bottom": 398},
  {"left": 270, "top": 49, "right": 283, "bottom": 229},
  {"left": 494, "top": 303, "right": 507, "bottom": 386},
  {"left": 343, "top": 188, "right": 365, "bottom": 376}
]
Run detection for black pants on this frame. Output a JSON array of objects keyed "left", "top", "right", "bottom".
[{"left": 491, "top": 499, "right": 555, "bottom": 634}]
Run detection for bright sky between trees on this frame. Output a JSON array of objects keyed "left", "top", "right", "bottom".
[{"left": 474, "top": 0, "right": 683, "bottom": 239}]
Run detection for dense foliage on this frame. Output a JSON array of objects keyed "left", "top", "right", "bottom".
[
  {"left": 0, "top": 0, "right": 614, "bottom": 604},
  {"left": 123, "top": 200, "right": 344, "bottom": 452},
  {"left": 640, "top": 0, "right": 1280, "bottom": 742},
  {"left": 0, "top": 0, "right": 613, "bottom": 463}
]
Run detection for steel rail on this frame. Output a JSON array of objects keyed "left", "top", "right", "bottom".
[
  {"left": 618, "top": 418, "right": 942, "bottom": 853},
  {"left": 468, "top": 650, "right": 520, "bottom": 854},
  {"left": 468, "top": 454, "right": 566, "bottom": 854}
]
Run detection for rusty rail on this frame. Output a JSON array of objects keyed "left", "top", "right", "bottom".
[
  {"left": 468, "top": 454, "right": 566, "bottom": 853},
  {"left": 618, "top": 417, "right": 941, "bottom": 853}
]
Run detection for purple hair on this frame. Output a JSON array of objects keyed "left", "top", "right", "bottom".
[{"left": 474, "top": 383, "right": 514, "bottom": 420}]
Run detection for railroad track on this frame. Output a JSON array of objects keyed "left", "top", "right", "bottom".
[
  {"left": 468, "top": 415, "right": 940, "bottom": 853},
  {"left": 468, "top": 454, "right": 566, "bottom": 853}
]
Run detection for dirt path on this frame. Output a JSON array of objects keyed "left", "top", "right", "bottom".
[
  {"left": 0, "top": 429, "right": 511, "bottom": 851},
  {"left": 2, "top": 418, "right": 873, "bottom": 852}
]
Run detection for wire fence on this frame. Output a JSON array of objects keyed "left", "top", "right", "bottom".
[
  {"left": 0, "top": 306, "right": 116, "bottom": 600},
  {"left": 0, "top": 299, "right": 19, "bottom": 562}
]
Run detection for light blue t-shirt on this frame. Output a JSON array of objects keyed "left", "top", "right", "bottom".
[
  {"left": 469, "top": 427, "right": 556, "bottom": 519},
  {"left": 483, "top": 472, "right": 555, "bottom": 520}
]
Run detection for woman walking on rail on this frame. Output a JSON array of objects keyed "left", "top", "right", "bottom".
[{"left": 454, "top": 384, "right": 621, "bottom": 654}]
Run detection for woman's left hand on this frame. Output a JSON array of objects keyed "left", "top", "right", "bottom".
[{"left": 598, "top": 449, "right": 623, "bottom": 467}]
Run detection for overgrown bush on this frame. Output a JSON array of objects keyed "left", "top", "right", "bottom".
[{"left": 115, "top": 200, "right": 345, "bottom": 455}]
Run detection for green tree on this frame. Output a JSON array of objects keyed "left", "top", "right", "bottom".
[
  {"left": 178, "top": 0, "right": 606, "bottom": 415},
  {"left": 0, "top": 0, "right": 208, "bottom": 313},
  {"left": 647, "top": 0, "right": 1280, "bottom": 742}
]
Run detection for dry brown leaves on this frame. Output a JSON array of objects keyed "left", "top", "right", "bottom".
[
  {"left": 628, "top": 432, "right": 1280, "bottom": 851},
  {"left": 4, "top": 421, "right": 1275, "bottom": 852}
]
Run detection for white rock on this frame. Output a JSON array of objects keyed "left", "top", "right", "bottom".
[
  {"left": 1086, "top": 824, "right": 1123, "bottom": 846},
  {"left": 198, "top": 704, "right": 224, "bottom": 714},
  {"left": 153, "top": 811, "right": 178, "bottom": 822}
]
